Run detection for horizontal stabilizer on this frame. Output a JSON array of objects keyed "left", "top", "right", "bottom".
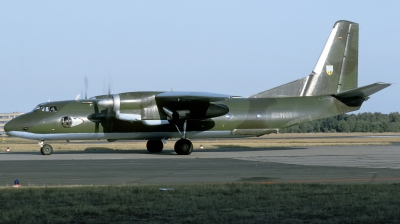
[
  {"left": 333, "top": 82, "right": 391, "bottom": 107},
  {"left": 334, "top": 82, "right": 391, "bottom": 98}
]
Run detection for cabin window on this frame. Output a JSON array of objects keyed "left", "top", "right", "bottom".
[
  {"left": 256, "top": 113, "right": 263, "bottom": 118},
  {"left": 225, "top": 114, "right": 233, "bottom": 120}
]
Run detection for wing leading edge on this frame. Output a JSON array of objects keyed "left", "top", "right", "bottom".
[{"left": 156, "top": 91, "right": 234, "bottom": 102}]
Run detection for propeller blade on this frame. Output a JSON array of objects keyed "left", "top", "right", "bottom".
[
  {"left": 94, "top": 102, "right": 99, "bottom": 133},
  {"left": 84, "top": 76, "right": 88, "bottom": 99},
  {"left": 107, "top": 75, "right": 112, "bottom": 99}
]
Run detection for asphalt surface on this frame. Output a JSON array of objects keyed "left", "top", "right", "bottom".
[{"left": 1, "top": 144, "right": 400, "bottom": 186}]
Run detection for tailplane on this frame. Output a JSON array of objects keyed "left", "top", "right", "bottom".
[
  {"left": 333, "top": 82, "right": 391, "bottom": 107},
  {"left": 251, "top": 20, "right": 359, "bottom": 98}
]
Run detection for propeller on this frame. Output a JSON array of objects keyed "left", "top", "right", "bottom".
[
  {"left": 87, "top": 76, "right": 120, "bottom": 133},
  {"left": 93, "top": 101, "right": 100, "bottom": 133},
  {"left": 85, "top": 76, "right": 105, "bottom": 133},
  {"left": 84, "top": 76, "right": 88, "bottom": 99},
  {"left": 105, "top": 81, "right": 112, "bottom": 132},
  {"left": 95, "top": 77, "right": 115, "bottom": 133},
  {"left": 76, "top": 76, "right": 89, "bottom": 101}
]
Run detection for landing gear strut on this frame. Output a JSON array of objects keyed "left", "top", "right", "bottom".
[
  {"left": 173, "top": 120, "right": 193, "bottom": 155},
  {"left": 38, "top": 141, "right": 53, "bottom": 155},
  {"left": 146, "top": 140, "right": 164, "bottom": 153}
]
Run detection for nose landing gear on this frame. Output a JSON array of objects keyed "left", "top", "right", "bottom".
[{"left": 38, "top": 140, "right": 53, "bottom": 155}]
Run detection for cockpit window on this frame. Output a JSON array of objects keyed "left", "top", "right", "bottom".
[
  {"left": 49, "top": 106, "right": 57, "bottom": 112},
  {"left": 34, "top": 105, "right": 43, "bottom": 111},
  {"left": 33, "top": 105, "right": 57, "bottom": 112}
]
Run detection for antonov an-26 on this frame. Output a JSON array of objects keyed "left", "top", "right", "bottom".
[{"left": 4, "top": 20, "right": 390, "bottom": 155}]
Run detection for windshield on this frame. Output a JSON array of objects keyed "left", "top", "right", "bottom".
[{"left": 33, "top": 105, "right": 43, "bottom": 111}]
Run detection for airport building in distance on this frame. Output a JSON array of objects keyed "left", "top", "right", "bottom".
[{"left": 0, "top": 112, "right": 24, "bottom": 134}]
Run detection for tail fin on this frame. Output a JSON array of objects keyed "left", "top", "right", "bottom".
[{"left": 250, "top": 20, "right": 359, "bottom": 98}]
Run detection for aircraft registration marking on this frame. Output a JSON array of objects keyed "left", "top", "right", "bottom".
[{"left": 271, "top": 112, "right": 293, "bottom": 119}]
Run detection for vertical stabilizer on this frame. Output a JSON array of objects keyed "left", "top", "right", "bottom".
[{"left": 250, "top": 20, "right": 359, "bottom": 98}]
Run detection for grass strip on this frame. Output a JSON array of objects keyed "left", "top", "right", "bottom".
[{"left": 1, "top": 183, "right": 400, "bottom": 223}]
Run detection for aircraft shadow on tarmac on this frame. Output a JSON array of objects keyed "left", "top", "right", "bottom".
[
  {"left": 6, "top": 146, "right": 307, "bottom": 155},
  {"left": 190, "top": 146, "right": 308, "bottom": 153},
  {"left": 81, "top": 146, "right": 306, "bottom": 154}
]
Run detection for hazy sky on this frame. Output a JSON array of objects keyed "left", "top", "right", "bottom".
[{"left": 1, "top": 1, "right": 399, "bottom": 114}]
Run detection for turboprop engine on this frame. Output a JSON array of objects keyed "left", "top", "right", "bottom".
[
  {"left": 96, "top": 91, "right": 229, "bottom": 124},
  {"left": 98, "top": 93, "right": 142, "bottom": 122}
]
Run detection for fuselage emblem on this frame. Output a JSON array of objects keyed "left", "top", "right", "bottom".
[
  {"left": 61, "top": 116, "right": 84, "bottom": 128},
  {"left": 61, "top": 116, "right": 72, "bottom": 128},
  {"left": 326, "top": 65, "right": 333, "bottom": 75}
]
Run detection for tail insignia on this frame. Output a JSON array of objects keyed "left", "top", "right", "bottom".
[{"left": 326, "top": 65, "right": 333, "bottom": 75}]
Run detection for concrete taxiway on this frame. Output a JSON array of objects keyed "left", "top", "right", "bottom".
[{"left": 1, "top": 144, "right": 400, "bottom": 186}]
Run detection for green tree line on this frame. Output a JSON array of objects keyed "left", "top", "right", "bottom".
[{"left": 282, "top": 112, "right": 400, "bottom": 133}]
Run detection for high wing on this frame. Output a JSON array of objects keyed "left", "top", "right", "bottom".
[
  {"left": 156, "top": 91, "right": 233, "bottom": 101},
  {"left": 93, "top": 91, "right": 234, "bottom": 124}
]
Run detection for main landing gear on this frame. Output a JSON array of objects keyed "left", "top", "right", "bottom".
[
  {"left": 173, "top": 120, "right": 193, "bottom": 155},
  {"left": 145, "top": 138, "right": 193, "bottom": 155},
  {"left": 38, "top": 140, "right": 53, "bottom": 155},
  {"left": 146, "top": 140, "right": 164, "bottom": 153},
  {"left": 174, "top": 139, "right": 193, "bottom": 155},
  {"left": 145, "top": 120, "right": 194, "bottom": 155}
]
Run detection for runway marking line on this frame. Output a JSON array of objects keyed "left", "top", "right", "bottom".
[{"left": 258, "top": 177, "right": 400, "bottom": 184}]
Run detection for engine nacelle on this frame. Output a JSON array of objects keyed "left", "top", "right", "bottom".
[
  {"left": 163, "top": 107, "right": 190, "bottom": 120},
  {"left": 204, "top": 103, "right": 229, "bottom": 119},
  {"left": 162, "top": 103, "right": 228, "bottom": 121},
  {"left": 97, "top": 92, "right": 162, "bottom": 122},
  {"left": 98, "top": 93, "right": 142, "bottom": 121},
  {"left": 96, "top": 92, "right": 229, "bottom": 122}
]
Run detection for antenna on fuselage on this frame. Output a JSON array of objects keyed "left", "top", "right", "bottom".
[{"left": 75, "top": 94, "right": 81, "bottom": 101}]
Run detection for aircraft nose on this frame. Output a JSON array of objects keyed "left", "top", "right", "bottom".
[
  {"left": 4, "top": 119, "right": 12, "bottom": 133},
  {"left": 4, "top": 117, "right": 21, "bottom": 133}
]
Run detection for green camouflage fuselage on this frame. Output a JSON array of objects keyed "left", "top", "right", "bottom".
[{"left": 6, "top": 93, "right": 357, "bottom": 141}]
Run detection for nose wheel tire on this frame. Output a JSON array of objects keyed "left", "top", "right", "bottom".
[
  {"left": 174, "top": 139, "right": 193, "bottom": 155},
  {"left": 146, "top": 140, "right": 164, "bottom": 153},
  {"left": 41, "top": 144, "right": 53, "bottom": 155}
]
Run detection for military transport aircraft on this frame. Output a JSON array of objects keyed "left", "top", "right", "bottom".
[{"left": 4, "top": 20, "right": 390, "bottom": 155}]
